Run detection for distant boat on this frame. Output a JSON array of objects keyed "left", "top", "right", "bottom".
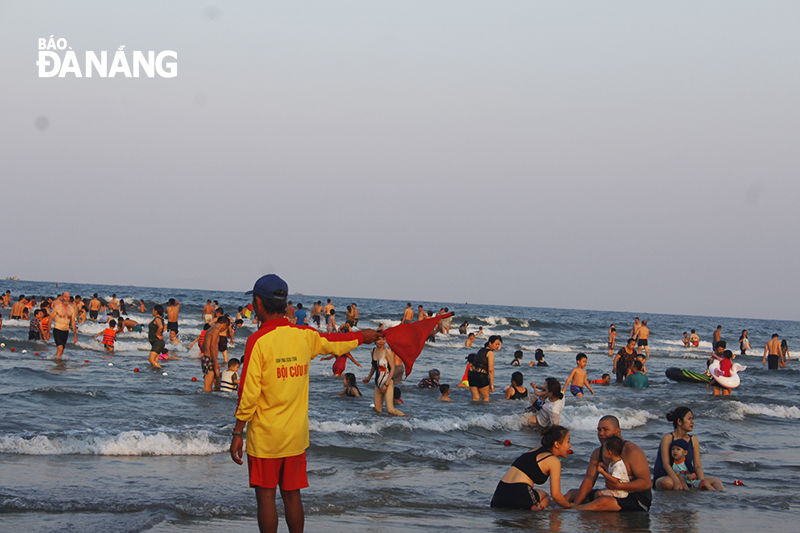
[{"left": 5, "top": 277, "right": 19, "bottom": 281}]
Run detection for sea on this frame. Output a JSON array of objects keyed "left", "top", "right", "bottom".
[{"left": 1, "top": 279, "right": 798, "bottom": 533}]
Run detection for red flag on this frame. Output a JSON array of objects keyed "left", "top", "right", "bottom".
[{"left": 383, "top": 313, "right": 452, "bottom": 378}]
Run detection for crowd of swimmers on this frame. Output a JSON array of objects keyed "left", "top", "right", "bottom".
[{"left": 1, "top": 291, "right": 793, "bottom": 518}]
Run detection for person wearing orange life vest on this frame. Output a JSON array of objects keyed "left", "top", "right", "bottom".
[
  {"left": 94, "top": 319, "right": 117, "bottom": 353},
  {"left": 230, "top": 274, "right": 383, "bottom": 533}
]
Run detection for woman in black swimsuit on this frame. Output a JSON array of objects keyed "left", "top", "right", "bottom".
[
  {"left": 491, "top": 425, "right": 574, "bottom": 510},
  {"left": 469, "top": 335, "right": 501, "bottom": 401}
]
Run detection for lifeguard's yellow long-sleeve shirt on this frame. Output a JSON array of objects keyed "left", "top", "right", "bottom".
[{"left": 235, "top": 318, "right": 363, "bottom": 458}]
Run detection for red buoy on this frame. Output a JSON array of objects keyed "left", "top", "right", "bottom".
[
  {"left": 733, "top": 480, "right": 744, "bottom": 486},
  {"left": 503, "top": 439, "right": 511, "bottom": 446},
  {"left": 10, "top": 348, "right": 15, "bottom": 352},
  {"left": 191, "top": 377, "right": 197, "bottom": 382},
  {"left": 134, "top": 368, "right": 139, "bottom": 372}
]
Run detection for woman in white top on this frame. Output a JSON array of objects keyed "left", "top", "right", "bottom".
[{"left": 524, "top": 378, "right": 565, "bottom": 427}]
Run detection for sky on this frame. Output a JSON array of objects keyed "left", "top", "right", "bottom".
[{"left": 2, "top": 1, "right": 799, "bottom": 321}]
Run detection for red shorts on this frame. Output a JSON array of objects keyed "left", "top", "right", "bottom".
[{"left": 247, "top": 452, "right": 309, "bottom": 490}]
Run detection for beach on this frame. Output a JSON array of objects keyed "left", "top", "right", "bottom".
[{"left": 1, "top": 279, "right": 799, "bottom": 532}]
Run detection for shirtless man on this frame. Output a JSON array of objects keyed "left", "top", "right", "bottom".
[
  {"left": 402, "top": 303, "right": 414, "bottom": 324},
  {"left": 87, "top": 294, "right": 102, "bottom": 321},
  {"left": 51, "top": 292, "right": 78, "bottom": 359},
  {"left": 608, "top": 324, "right": 617, "bottom": 356},
  {"left": 312, "top": 301, "right": 321, "bottom": 326},
  {"left": 107, "top": 294, "right": 120, "bottom": 312},
  {"left": 712, "top": 325, "right": 722, "bottom": 352},
  {"left": 117, "top": 317, "right": 139, "bottom": 332},
  {"left": 3, "top": 290, "right": 10, "bottom": 308},
  {"left": 211, "top": 309, "right": 234, "bottom": 363},
  {"left": 689, "top": 329, "right": 700, "bottom": 347},
  {"left": 629, "top": 317, "right": 641, "bottom": 341},
  {"left": 202, "top": 300, "right": 215, "bottom": 324},
  {"left": 763, "top": 334, "right": 784, "bottom": 369},
  {"left": 166, "top": 298, "right": 180, "bottom": 344},
  {"left": 417, "top": 305, "right": 428, "bottom": 321},
  {"left": 10, "top": 295, "right": 26, "bottom": 319},
  {"left": 636, "top": 320, "right": 650, "bottom": 358},
  {"left": 202, "top": 316, "right": 229, "bottom": 391},
  {"left": 324, "top": 299, "right": 335, "bottom": 326},
  {"left": 567, "top": 415, "right": 653, "bottom": 512},
  {"left": 286, "top": 301, "right": 296, "bottom": 324}
]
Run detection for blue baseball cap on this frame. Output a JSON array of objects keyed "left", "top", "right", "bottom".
[{"left": 245, "top": 274, "right": 288, "bottom": 300}]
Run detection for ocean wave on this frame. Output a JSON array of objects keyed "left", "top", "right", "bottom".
[
  {"left": 413, "top": 447, "right": 477, "bottom": 461},
  {"left": 484, "top": 316, "right": 509, "bottom": 326},
  {"left": 309, "top": 413, "right": 526, "bottom": 435},
  {"left": 716, "top": 401, "right": 800, "bottom": 420},
  {"left": 561, "top": 404, "right": 656, "bottom": 431},
  {"left": 0, "top": 430, "right": 227, "bottom": 456}
]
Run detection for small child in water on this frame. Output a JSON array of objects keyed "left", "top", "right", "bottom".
[
  {"left": 438, "top": 383, "right": 451, "bottom": 401},
  {"left": 510, "top": 350, "right": 523, "bottom": 366},
  {"left": 635, "top": 354, "right": 647, "bottom": 375},
  {"left": 393, "top": 387, "right": 403, "bottom": 404},
  {"left": 589, "top": 373, "right": 611, "bottom": 385},
  {"left": 158, "top": 348, "right": 181, "bottom": 362},
  {"left": 220, "top": 358, "right": 240, "bottom": 392},
  {"left": 339, "top": 372, "right": 361, "bottom": 397},
  {"left": 670, "top": 439, "right": 701, "bottom": 488},
  {"left": 563, "top": 353, "right": 594, "bottom": 397},
  {"left": 596, "top": 436, "right": 629, "bottom": 498},
  {"left": 93, "top": 319, "right": 117, "bottom": 353}
]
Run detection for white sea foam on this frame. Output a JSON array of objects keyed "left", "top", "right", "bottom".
[
  {"left": 717, "top": 401, "right": 800, "bottom": 420},
  {"left": 309, "top": 413, "right": 526, "bottom": 435},
  {"left": 0, "top": 430, "right": 226, "bottom": 456},
  {"left": 561, "top": 404, "right": 656, "bottom": 432},
  {"left": 521, "top": 343, "right": 576, "bottom": 353},
  {"left": 484, "top": 316, "right": 509, "bottom": 326},
  {"left": 414, "top": 447, "right": 477, "bottom": 461}
]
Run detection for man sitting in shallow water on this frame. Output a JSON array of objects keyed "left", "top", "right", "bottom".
[{"left": 566, "top": 415, "right": 653, "bottom": 512}]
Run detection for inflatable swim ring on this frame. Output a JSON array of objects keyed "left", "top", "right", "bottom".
[
  {"left": 708, "top": 360, "right": 746, "bottom": 389},
  {"left": 665, "top": 367, "right": 712, "bottom": 384}
]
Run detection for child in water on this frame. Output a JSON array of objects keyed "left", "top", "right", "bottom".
[
  {"left": 563, "top": 353, "right": 594, "bottom": 397},
  {"left": 320, "top": 351, "right": 361, "bottom": 377},
  {"left": 438, "top": 384, "right": 451, "bottom": 401},
  {"left": 339, "top": 373, "right": 361, "bottom": 397},
  {"left": 220, "top": 358, "right": 240, "bottom": 392},
  {"left": 670, "top": 439, "right": 701, "bottom": 488},
  {"left": 589, "top": 373, "right": 611, "bottom": 385},
  {"left": 596, "top": 436, "right": 629, "bottom": 498},
  {"left": 94, "top": 319, "right": 117, "bottom": 354},
  {"left": 510, "top": 350, "right": 523, "bottom": 366}
]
